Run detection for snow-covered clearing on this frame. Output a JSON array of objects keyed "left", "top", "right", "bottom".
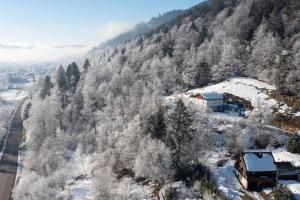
[
  {"left": 67, "top": 176, "right": 93, "bottom": 200},
  {"left": 0, "top": 89, "right": 28, "bottom": 104},
  {"left": 167, "top": 77, "right": 277, "bottom": 109}
]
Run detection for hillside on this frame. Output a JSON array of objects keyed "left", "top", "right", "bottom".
[
  {"left": 12, "top": 0, "right": 300, "bottom": 200},
  {"left": 96, "top": 9, "right": 185, "bottom": 48}
]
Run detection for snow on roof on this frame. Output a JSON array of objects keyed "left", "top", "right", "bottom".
[
  {"left": 200, "top": 92, "right": 223, "bottom": 100},
  {"left": 243, "top": 152, "right": 277, "bottom": 172},
  {"left": 272, "top": 149, "right": 300, "bottom": 168}
]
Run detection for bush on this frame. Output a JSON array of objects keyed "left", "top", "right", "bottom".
[
  {"left": 288, "top": 135, "right": 300, "bottom": 154},
  {"left": 254, "top": 134, "right": 270, "bottom": 149},
  {"left": 174, "top": 163, "right": 210, "bottom": 186},
  {"left": 193, "top": 180, "right": 229, "bottom": 200},
  {"left": 269, "top": 185, "right": 295, "bottom": 200}
]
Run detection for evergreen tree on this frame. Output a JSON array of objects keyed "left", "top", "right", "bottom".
[
  {"left": 288, "top": 135, "right": 300, "bottom": 154},
  {"left": 66, "top": 62, "right": 81, "bottom": 93},
  {"left": 275, "top": 51, "right": 293, "bottom": 94},
  {"left": 166, "top": 100, "right": 193, "bottom": 167},
  {"left": 40, "top": 75, "right": 53, "bottom": 99},
  {"left": 83, "top": 58, "right": 91, "bottom": 73},
  {"left": 211, "top": 0, "right": 224, "bottom": 14},
  {"left": 56, "top": 65, "right": 68, "bottom": 93},
  {"left": 286, "top": 51, "right": 300, "bottom": 95},
  {"left": 267, "top": 10, "right": 284, "bottom": 38},
  {"left": 145, "top": 105, "right": 166, "bottom": 140},
  {"left": 56, "top": 65, "right": 68, "bottom": 108}
]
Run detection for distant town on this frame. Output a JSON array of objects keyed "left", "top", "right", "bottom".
[{"left": 0, "top": 64, "right": 55, "bottom": 90}]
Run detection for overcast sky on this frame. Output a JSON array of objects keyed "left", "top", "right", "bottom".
[{"left": 0, "top": 0, "right": 200, "bottom": 63}]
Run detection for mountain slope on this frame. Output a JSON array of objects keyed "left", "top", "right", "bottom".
[
  {"left": 96, "top": 9, "right": 185, "bottom": 48},
  {"left": 13, "top": 0, "right": 300, "bottom": 199}
]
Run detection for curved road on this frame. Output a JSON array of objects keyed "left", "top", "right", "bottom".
[{"left": 0, "top": 104, "right": 23, "bottom": 200}]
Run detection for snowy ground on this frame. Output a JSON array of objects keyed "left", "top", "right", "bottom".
[
  {"left": 165, "top": 78, "right": 300, "bottom": 199},
  {"left": 202, "top": 148, "right": 300, "bottom": 200},
  {"left": 67, "top": 176, "right": 93, "bottom": 200},
  {"left": 0, "top": 89, "right": 28, "bottom": 105},
  {"left": 167, "top": 78, "right": 276, "bottom": 108},
  {"left": 63, "top": 151, "right": 94, "bottom": 200},
  {"left": 203, "top": 151, "right": 244, "bottom": 199},
  {"left": 280, "top": 181, "right": 300, "bottom": 200},
  {"left": 166, "top": 77, "right": 295, "bottom": 116}
]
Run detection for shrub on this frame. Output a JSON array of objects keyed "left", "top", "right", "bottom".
[
  {"left": 174, "top": 163, "right": 210, "bottom": 186},
  {"left": 269, "top": 185, "right": 295, "bottom": 200},
  {"left": 254, "top": 134, "right": 270, "bottom": 149},
  {"left": 288, "top": 135, "right": 300, "bottom": 154},
  {"left": 217, "top": 158, "right": 228, "bottom": 167},
  {"left": 194, "top": 180, "right": 229, "bottom": 200}
]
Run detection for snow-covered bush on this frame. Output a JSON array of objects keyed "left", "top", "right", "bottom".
[
  {"left": 270, "top": 185, "right": 295, "bottom": 200},
  {"left": 92, "top": 167, "right": 117, "bottom": 200},
  {"left": 0, "top": 107, "right": 13, "bottom": 143},
  {"left": 134, "top": 136, "right": 173, "bottom": 181}
]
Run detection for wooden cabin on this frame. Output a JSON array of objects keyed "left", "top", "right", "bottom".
[
  {"left": 234, "top": 151, "right": 278, "bottom": 191},
  {"left": 191, "top": 92, "right": 223, "bottom": 112}
]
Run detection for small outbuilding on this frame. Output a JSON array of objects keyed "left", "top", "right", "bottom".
[
  {"left": 224, "top": 101, "right": 246, "bottom": 117},
  {"left": 276, "top": 161, "right": 300, "bottom": 181},
  {"left": 234, "top": 151, "right": 278, "bottom": 191},
  {"left": 191, "top": 92, "right": 223, "bottom": 112}
]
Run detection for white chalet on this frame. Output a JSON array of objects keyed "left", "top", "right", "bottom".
[{"left": 191, "top": 92, "right": 224, "bottom": 111}]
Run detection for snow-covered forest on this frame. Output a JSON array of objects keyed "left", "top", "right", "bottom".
[
  {"left": 0, "top": 107, "right": 13, "bottom": 147},
  {"left": 13, "top": 0, "right": 300, "bottom": 199},
  {"left": 0, "top": 73, "right": 9, "bottom": 90}
]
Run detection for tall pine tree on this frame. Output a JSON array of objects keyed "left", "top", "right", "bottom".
[
  {"left": 56, "top": 65, "right": 68, "bottom": 93},
  {"left": 40, "top": 75, "right": 53, "bottom": 99},
  {"left": 56, "top": 65, "right": 68, "bottom": 108},
  {"left": 82, "top": 58, "right": 91, "bottom": 73},
  {"left": 166, "top": 99, "right": 193, "bottom": 167},
  {"left": 145, "top": 105, "right": 166, "bottom": 140},
  {"left": 66, "top": 62, "right": 81, "bottom": 93}
]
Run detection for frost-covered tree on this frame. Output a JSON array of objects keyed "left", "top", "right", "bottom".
[
  {"left": 183, "top": 48, "right": 210, "bottom": 87},
  {"left": 56, "top": 65, "right": 68, "bottom": 107},
  {"left": 134, "top": 136, "right": 173, "bottom": 180},
  {"left": 249, "top": 28, "right": 282, "bottom": 82},
  {"left": 286, "top": 50, "right": 300, "bottom": 94},
  {"left": 0, "top": 73, "right": 9, "bottom": 90},
  {"left": 66, "top": 62, "right": 81, "bottom": 93},
  {"left": 39, "top": 75, "right": 53, "bottom": 99},
  {"left": 56, "top": 65, "right": 68, "bottom": 93}
]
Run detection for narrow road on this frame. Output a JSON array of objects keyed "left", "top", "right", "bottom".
[{"left": 0, "top": 104, "right": 23, "bottom": 200}]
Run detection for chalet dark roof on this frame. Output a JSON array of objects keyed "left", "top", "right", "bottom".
[{"left": 243, "top": 151, "right": 277, "bottom": 172}]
